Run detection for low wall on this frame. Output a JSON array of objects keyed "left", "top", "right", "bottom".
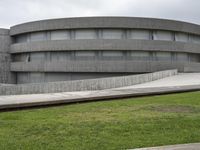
[{"left": 0, "top": 69, "right": 177, "bottom": 95}]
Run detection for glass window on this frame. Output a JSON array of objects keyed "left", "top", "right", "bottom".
[
  {"left": 75, "top": 29, "right": 97, "bottom": 39},
  {"left": 130, "top": 51, "right": 150, "bottom": 61},
  {"left": 15, "top": 34, "right": 28, "bottom": 43},
  {"left": 17, "top": 73, "right": 29, "bottom": 84},
  {"left": 129, "top": 29, "right": 150, "bottom": 40},
  {"left": 102, "top": 51, "right": 123, "bottom": 57},
  {"left": 30, "top": 73, "right": 44, "bottom": 83},
  {"left": 12, "top": 53, "right": 30, "bottom": 62},
  {"left": 30, "top": 32, "right": 46, "bottom": 42},
  {"left": 153, "top": 31, "right": 173, "bottom": 41},
  {"left": 30, "top": 52, "right": 45, "bottom": 62},
  {"left": 44, "top": 52, "right": 71, "bottom": 62},
  {"left": 102, "top": 29, "right": 123, "bottom": 39},
  {"left": 177, "top": 53, "right": 188, "bottom": 61},
  {"left": 190, "top": 34, "right": 200, "bottom": 44},
  {"left": 45, "top": 73, "right": 71, "bottom": 82},
  {"left": 75, "top": 51, "right": 96, "bottom": 57},
  {"left": 175, "top": 32, "right": 188, "bottom": 42},
  {"left": 156, "top": 52, "right": 171, "bottom": 61},
  {"left": 189, "top": 54, "right": 200, "bottom": 62},
  {"left": 51, "top": 30, "right": 70, "bottom": 40}
]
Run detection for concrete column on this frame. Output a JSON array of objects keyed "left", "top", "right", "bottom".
[{"left": 0, "top": 29, "right": 16, "bottom": 83}]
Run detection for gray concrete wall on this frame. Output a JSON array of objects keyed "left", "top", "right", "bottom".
[
  {"left": 7, "top": 17, "right": 200, "bottom": 84},
  {"left": 0, "top": 29, "right": 15, "bottom": 84},
  {"left": 16, "top": 72, "right": 133, "bottom": 84},
  {"left": 0, "top": 69, "right": 177, "bottom": 95}
]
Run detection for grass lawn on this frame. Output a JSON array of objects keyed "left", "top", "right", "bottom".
[{"left": 0, "top": 92, "right": 200, "bottom": 150}]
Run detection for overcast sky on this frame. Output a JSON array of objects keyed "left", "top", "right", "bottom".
[{"left": 0, "top": 0, "right": 200, "bottom": 28}]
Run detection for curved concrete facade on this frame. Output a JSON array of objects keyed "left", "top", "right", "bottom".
[{"left": 5, "top": 17, "right": 200, "bottom": 84}]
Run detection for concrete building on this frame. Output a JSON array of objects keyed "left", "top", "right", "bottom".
[{"left": 1, "top": 17, "right": 200, "bottom": 84}]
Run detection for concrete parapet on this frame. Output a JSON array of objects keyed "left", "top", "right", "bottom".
[{"left": 10, "top": 17, "right": 200, "bottom": 36}]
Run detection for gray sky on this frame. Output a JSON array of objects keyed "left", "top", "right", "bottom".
[{"left": 0, "top": 0, "right": 200, "bottom": 28}]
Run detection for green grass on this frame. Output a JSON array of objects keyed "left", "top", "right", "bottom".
[{"left": 1, "top": 92, "right": 200, "bottom": 150}]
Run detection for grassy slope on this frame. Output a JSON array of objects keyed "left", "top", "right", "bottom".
[{"left": 0, "top": 92, "right": 200, "bottom": 150}]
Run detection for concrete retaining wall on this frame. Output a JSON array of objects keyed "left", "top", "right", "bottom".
[{"left": 0, "top": 69, "right": 177, "bottom": 95}]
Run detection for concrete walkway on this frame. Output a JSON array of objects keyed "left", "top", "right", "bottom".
[
  {"left": 0, "top": 73, "right": 200, "bottom": 110},
  {"left": 132, "top": 143, "right": 200, "bottom": 150}
]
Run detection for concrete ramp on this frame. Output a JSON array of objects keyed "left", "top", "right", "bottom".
[
  {"left": 0, "top": 71, "right": 200, "bottom": 111},
  {"left": 0, "top": 69, "right": 177, "bottom": 95}
]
